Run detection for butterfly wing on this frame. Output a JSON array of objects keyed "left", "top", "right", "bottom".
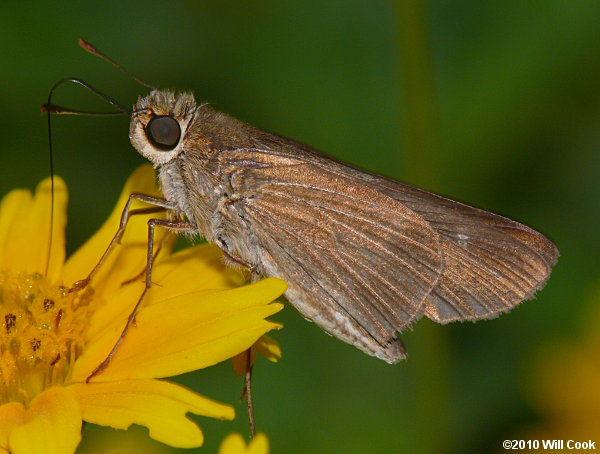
[
  {"left": 205, "top": 139, "right": 557, "bottom": 361},
  {"left": 353, "top": 177, "right": 559, "bottom": 323},
  {"left": 237, "top": 137, "right": 559, "bottom": 324},
  {"left": 210, "top": 148, "right": 444, "bottom": 363}
]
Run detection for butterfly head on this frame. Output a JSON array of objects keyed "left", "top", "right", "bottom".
[{"left": 129, "top": 90, "right": 198, "bottom": 166}]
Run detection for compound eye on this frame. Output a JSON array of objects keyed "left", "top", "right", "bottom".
[{"left": 146, "top": 115, "right": 181, "bottom": 150}]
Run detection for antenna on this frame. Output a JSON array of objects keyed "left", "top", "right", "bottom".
[
  {"left": 78, "top": 38, "right": 156, "bottom": 90},
  {"left": 42, "top": 38, "right": 154, "bottom": 276},
  {"left": 42, "top": 77, "right": 134, "bottom": 277},
  {"left": 43, "top": 77, "right": 133, "bottom": 116}
]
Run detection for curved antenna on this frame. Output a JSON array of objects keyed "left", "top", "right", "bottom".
[
  {"left": 42, "top": 77, "right": 133, "bottom": 277},
  {"left": 43, "top": 36, "right": 156, "bottom": 277},
  {"left": 78, "top": 38, "right": 156, "bottom": 90},
  {"left": 45, "top": 77, "right": 133, "bottom": 115}
]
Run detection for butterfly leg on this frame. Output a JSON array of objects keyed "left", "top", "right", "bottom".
[
  {"left": 70, "top": 193, "right": 177, "bottom": 293},
  {"left": 86, "top": 218, "right": 195, "bottom": 382},
  {"left": 215, "top": 193, "right": 261, "bottom": 275},
  {"left": 245, "top": 349, "right": 256, "bottom": 438},
  {"left": 216, "top": 237, "right": 260, "bottom": 274},
  {"left": 235, "top": 348, "right": 257, "bottom": 438}
]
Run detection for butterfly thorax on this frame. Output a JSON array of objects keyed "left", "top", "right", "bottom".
[{"left": 129, "top": 90, "right": 265, "bottom": 270}]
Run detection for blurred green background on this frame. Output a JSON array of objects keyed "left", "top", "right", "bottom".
[{"left": 1, "top": 1, "right": 599, "bottom": 453}]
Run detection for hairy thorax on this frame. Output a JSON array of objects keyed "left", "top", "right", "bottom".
[{"left": 159, "top": 154, "right": 263, "bottom": 274}]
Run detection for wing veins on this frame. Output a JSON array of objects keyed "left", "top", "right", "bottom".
[
  {"left": 247, "top": 200, "right": 415, "bottom": 339},
  {"left": 441, "top": 246, "right": 514, "bottom": 306},
  {"left": 434, "top": 277, "right": 488, "bottom": 315},
  {"left": 249, "top": 207, "right": 394, "bottom": 340},
  {"left": 323, "top": 210, "right": 440, "bottom": 286},
  {"left": 438, "top": 235, "right": 542, "bottom": 293},
  {"left": 253, "top": 191, "right": 440, "bottom": 284},
  {"left": 300, "top": 242, "right": 392, "bottom": 339},
  {"left": 336, "top": 248, "right": 420, "bottom": 321},
  {"left": 264, "top": 181, "right": 418, "bottom": 221},
  {"left": 263, "top": 188, "right": 440, "bottom": 258}
]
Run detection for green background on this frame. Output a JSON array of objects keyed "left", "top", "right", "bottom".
[{"left": 1, "top": 1, "right": 599, "bottom": 453}]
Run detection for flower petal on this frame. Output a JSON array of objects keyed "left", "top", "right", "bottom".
[
  {"left": 0, "top": 178, "right": 67, "bottom": 283},
  {"left": 71, "top": 278, "right": 286, "bottom": 382},
  {"left": 0, "top": 402, "right": 26, "bottom": 451},
  {"left": 62, "top": 164, "right": 169, "bottom": 295},
  {"left": 9, "top": 386, "right": 81, "bottom": 454},
  {"left": 248, "top": 433, "right": 269, "bottom": 454},
  {"left": 83, "top": 243, "right": 247, "bottom": 341},
  {"left": 70, "top": 379, "right": 234, "bottom": 448},
  {"left": 219, "top": 433, "right": 269, "bottom": 454},
  {"left": 0, "top": 189, "right": 31, "bottom": 271},
  {"left": 219, "top": 433, "right": 246, "bottom": 454},
  {"left": 255, "top": 335, "right": 282, "bottom": 363},
  {"left": 150, "top": 243, "right": 248, "bottom": 297}
]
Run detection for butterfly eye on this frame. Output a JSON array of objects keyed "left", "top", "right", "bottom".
[{"left": 146, "top": 115, "right": 181, "bottom": 150}]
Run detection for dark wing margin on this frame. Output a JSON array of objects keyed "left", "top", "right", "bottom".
[
  {"left": 215, "top": 149, "right": 444, "bottom": 363},
  {"left": 353, "top": 174, "right": 559, "bottom": 323}
]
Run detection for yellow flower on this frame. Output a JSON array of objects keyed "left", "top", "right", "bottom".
[
  {"left": 0, "top": 165, "right": 286, "bottom": 454},
  {"left": 218, "top": 433, "right": 269, "bottom": 454}
]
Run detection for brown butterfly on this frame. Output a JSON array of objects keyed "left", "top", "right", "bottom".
[{"left": 125, "top": 89, "right": 558, "bottom": 363}]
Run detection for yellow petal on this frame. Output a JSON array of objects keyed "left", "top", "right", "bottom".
[
  {"left": 62, "top": 164, "right": 169, "bottom": 294},
  {"left": 83, "top": 243, "right": 246, "bottom": 341},
  {"left": 9, "top": 386, "right": 81, "bottom": 454},
  {"left": 150, "top": 243, "right": 247, "bottom": 297},
  {"left": 255, "top": 335, "right": 282, "bottom": 363},
  {"left": 219, "top": 433, "right": 246, "bottom": 454},
  {"left": 81, "top": 279, "right": 146, "bottom": 342},
  {"left": 219, "top": 433, "right": 269, "bottom": 454},
  {"left": 232, "top": 335, "right": 282, "bottom": 376},
  {"left": 249, "top": 433, "right": 269, "bottom": 454},
  {"left": 71, "top": 278, "right": 286, "bottom": 382},
  {"left": 0, "top": 402, "right": 26, "bottom": 451},
  {"left": 0, "top": 178, "right": 67, "bottom": 282},
  {"left": 70, "top": 379, "right": 234, "bottom": 448},
  {"left": 0, "top": 189, "right": 31, "bottom": 271}
]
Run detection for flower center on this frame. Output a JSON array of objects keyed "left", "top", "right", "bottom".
[{"left": 0, "top": 270, "right": 94, "bottom": 405}]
